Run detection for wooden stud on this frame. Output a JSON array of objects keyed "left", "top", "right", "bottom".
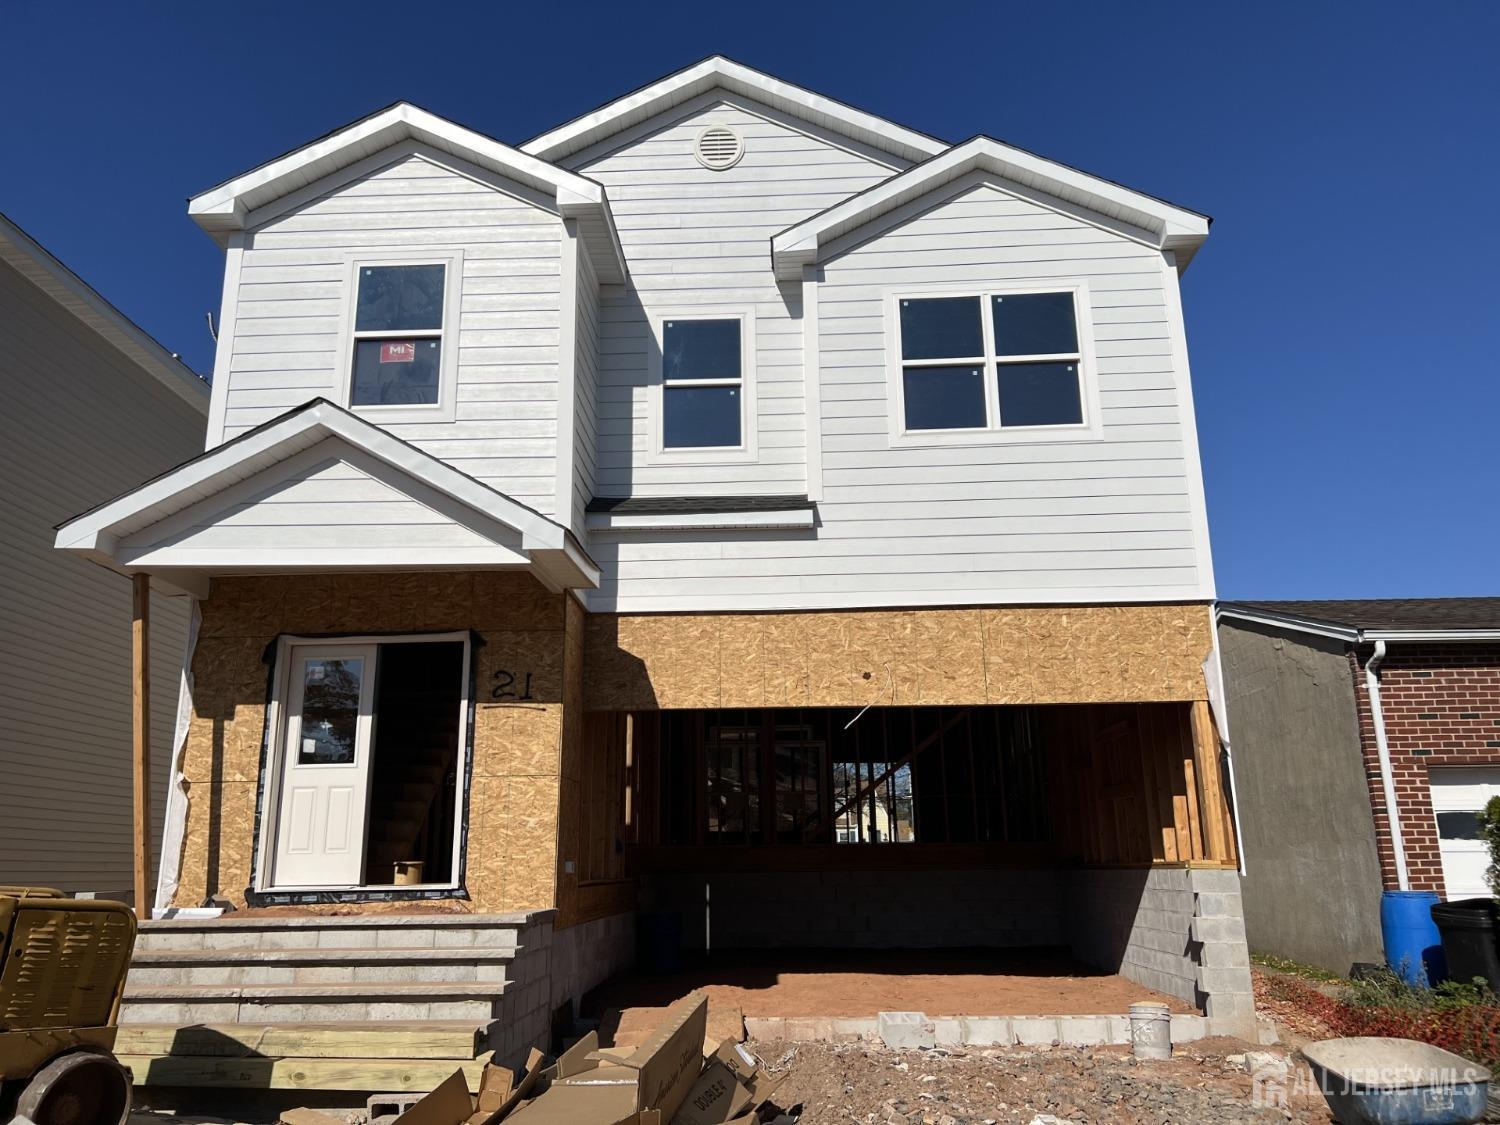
[
  {"left": 131, "top": 573, "right": 151, "bottom": 917},
  {"left": 115, "top": 1052, "right": 492, "bottom": 1091},
  {"left": 1190, "top": 698, "right": 1235, "bottom": 864}
]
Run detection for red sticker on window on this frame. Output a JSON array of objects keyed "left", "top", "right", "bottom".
[{"left": 380, "top": 341, "right": 416, "bottom": 364}]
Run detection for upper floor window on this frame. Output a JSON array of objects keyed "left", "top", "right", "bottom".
[
  {"left": 352, "top": 265, "right": 445, "bottom": 406},
  {"left": 892, "top": 286, "right": 1094, "bottom": 442},
  {"left": 338, "top": 253, "right": 462, "bottom": 423},
  {"left": 652, "top": 311, "right": 757, "bottom": 462}
]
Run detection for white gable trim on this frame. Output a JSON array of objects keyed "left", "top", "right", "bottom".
[
  {"left": 772, "top": 136, "right": 1211, "bottom": 280},
  {"left": 54, "top": 399, "right": 599, "bottom": 589},
  {"left": 189, "top": 103, "right": 626, "bottom": 283},
  {"left": 521, "top": 56, "right": 947, "bottom": 167}
]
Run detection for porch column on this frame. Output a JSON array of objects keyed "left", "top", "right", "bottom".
[{"left": 131, "top": 573, "right": 151, "bottom": 915}]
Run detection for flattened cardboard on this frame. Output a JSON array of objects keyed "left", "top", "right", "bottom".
[
  {"left": 671, "top": 1060, "right": 752, "bottom": 1125},
  {"left": 504, "top": 1083, "right": 640, "bottom": 1125},
  {"left": 472, "top": 1048, "right": 547, "bottom": 1125},
  {"left": 625, "top": 991, "right": 709, "bottom": 1121},
  {"left": 392, "top": 1068, "right": 472, "bottom": 1125}
]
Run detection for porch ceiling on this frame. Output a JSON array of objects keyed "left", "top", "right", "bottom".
[{"left": 53, "top": 398, "right": 599, "bottom": 596}]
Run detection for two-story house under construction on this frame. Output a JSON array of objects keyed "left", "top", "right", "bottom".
[{"left": 56, "top": 58, "right": 1252, "bottom": 1083}]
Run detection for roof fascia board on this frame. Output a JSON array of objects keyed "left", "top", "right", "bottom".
[
  {"left": 772, "top": 138, "right": 1209, "bottom": 278},
  {"left": 1218, "top": 603, "right": 1500, "bottom": 644},
  {"left": 0, "top": 214, "right": 209, "bottom": 410},
  {"left": 1215, "top": 604, "right": 1360, "bottom": 642},
  {"left": 550, "top": 86, "right": 911, "bottom": 173},
  {"left": 522, "top": 56, "right": 946, "bottom": 166},
  {"left": 55, "top": 400, "right": 567, "bottom": 553},
  {"left": 190, "top": 105, "right": 626, "bottom": 279},
  {"left": 242, "top": 140, "right": 562, "bottom": 233}
]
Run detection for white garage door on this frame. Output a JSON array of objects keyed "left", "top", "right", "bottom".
[{"left": 1429, "top": 767, "right": 1500, "bottom": 899}]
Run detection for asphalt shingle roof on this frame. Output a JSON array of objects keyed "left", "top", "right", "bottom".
[{"left": 1224, "top": 598, "right": 1500, "bottom": 632}]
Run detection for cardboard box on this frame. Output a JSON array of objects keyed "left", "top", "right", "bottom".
[{"left": 672, "top": 1060, "right": 752, "bottom": 1125}]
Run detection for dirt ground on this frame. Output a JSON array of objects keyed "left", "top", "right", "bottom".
[
  {"left": 750, "top": 1037, "right": 1334, "bottom": 1124},
  {"left": 584, "top": 949, "right": 1194, "bottom": 1021}
]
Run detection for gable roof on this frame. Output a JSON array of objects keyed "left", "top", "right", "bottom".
[
  {"left": 521, "top": 55, "right": 948, "bottom": 167},
  {"left": 1219, "top": 598, "right": 1500, "bottom": 642},
  {"left": 187, "top": 103, "right": 626, "bottom": 282},
  {"left": 771, "top": 135, "right": 1212, "bottom": 280},
  {"left": 55, "top": 398, "right": 598, "bottom": 594},
  {"left": 0, "top": 212, "right": 209, "bottom": 410}
]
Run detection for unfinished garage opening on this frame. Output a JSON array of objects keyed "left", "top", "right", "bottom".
[{"left": 580, "top": 699, "right": 1245, "bottom": 1026}]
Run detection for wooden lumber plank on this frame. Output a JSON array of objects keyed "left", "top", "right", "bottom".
[
  {"left": 131, "top": 573, "right": 151, "bottom": 915},
  {"left": 118, "top": 1052, "right": 491, "bottom": 1091},
  {"left": 1178, "top": 706, "right": 1204, "bottom": 862},
  {"left": 112, "top": 1024, "right": 482, "bottom": 1060},
  {"left": 1190, "top": 698, "right": 1236, "bottom": 864}
]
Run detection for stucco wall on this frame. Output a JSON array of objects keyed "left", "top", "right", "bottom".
[
  {"left": 1218, "top": 619, "right": 1383, "bottom": 973},
  {"left": 173, "top": 572, "right": 569, "bottom": 914},
  {"left": 585, "top": 603, "right": 1214, "bottom": 711}
]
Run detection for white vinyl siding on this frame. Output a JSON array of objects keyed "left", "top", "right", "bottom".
[
  {"left": 219, "top": 153, "right": 564, "bottom": 516},
  {"left": 572, "top": 247, "right": 600, "bottom": 539},
  {"left": 572, "top": 98, "right": 901, "bottom": 498},
  {"left": 0, "top": 257, "right": 204, "bottom": 899},
  {"left": 590, "top": 179, "right": 1209, "bottom": 611}
]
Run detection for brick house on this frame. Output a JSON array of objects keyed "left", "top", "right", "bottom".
[{"left": 1218, "top": 598, "right": 1500, "bottom": 974}]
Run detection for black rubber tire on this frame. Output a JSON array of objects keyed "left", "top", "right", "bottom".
[{"left": 14, "top": 1050, "right": 131, "bottom": 1125}]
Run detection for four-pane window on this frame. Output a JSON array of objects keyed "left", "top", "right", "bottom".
[
  {"left": 662, "top": 317, "right": 743, "bottom": 448},
  {"left": 898, "top": 290, "right": 1086, "bottom": 433},
  {"left": 350, "top": 264, "right": 447, "bottom": 407}
]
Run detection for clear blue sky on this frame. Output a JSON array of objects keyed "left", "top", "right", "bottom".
[{"left": 4, "top": 1, "right": 1497, "bottom": 599}]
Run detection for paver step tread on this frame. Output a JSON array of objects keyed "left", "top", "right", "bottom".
[{"left": 132, "top": 945, "right": 518, "bottom": 965}]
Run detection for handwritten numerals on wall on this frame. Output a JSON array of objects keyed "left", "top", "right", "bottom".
[{"left": 490, "top": 669, "right": 536, "bottom": 702}]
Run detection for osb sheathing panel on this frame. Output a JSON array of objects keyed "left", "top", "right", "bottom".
[
  {"left": 174, "top": 572, "right": 567, "bottom": 914},
  {"left": 584, "top": 603, "right": 1214, "bottom": 711}
]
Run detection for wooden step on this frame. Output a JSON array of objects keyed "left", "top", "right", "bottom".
[
  {"left": 131, "top": 945, "right": 518, "bottom": 966},
  {"left": 114, "top": 1021, "right": 486, "bottom": 1060},
  {"left": 124, "top": 980, "right": 506, "bottom": 1003},
  {"left": 117, "top": 1052, "right": 492, "bottom": 1091}
]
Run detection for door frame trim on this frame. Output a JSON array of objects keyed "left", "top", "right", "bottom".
[{"left": 252, "top": 631, "right": 473, "bottom": 896}]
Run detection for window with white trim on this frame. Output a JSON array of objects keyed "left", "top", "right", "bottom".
[
  {"left": 656, "top": 313, "right": 754, "bottom": 454},
  {"left": 349, "top": 263, "right": 448, "bottom": 407},
  {"left": 896, "top": 289, "right": 1087, "bottom": 434}
]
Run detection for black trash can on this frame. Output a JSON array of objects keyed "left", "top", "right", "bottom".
[{"left": 1430, "top": 897, "right": 1500, "bottom": 993}]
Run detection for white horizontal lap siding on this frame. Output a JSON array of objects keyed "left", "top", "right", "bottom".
[
  {"left": 577, "top": 100, "right": 898, "bottom": 498},
  {"left": 224, "top": 154, "right": 563, "bottom": 514},
  {"left": 0, "top": 258, "right": 203, "bottom": 898},
  {"left": 591, "top": 181, "right": 1210, "bottom": 612},
  {"left": 572, "top": 249, "right": 600, "bottom": 540}
]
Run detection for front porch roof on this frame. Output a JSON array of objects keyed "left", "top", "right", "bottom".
[{"left": 53, "top": 398, "right": 600, "bottom": 597}]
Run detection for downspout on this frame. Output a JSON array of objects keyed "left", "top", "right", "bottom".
[{"left": 1364, "top": 640, "right": 1410, "bottom": 891}]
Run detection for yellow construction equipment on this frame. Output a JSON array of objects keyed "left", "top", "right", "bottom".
[{"left": 0, "top": 886, "right": 137, "bottom": 1124}]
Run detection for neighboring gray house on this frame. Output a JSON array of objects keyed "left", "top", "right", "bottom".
[
  {"left": 0, "top": 212, "right": 209, "bottom": 903},
  {"left": 1218, "top": 598, "right": 1500, "bottom": 976}
]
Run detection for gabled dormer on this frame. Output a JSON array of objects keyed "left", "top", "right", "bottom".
[{"left": 193, "top": 103, "right": 624, "bottom": 538}]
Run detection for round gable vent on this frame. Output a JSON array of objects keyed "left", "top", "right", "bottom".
[{"left": 694, "top": 125, "right": 744, "bottom": 170}]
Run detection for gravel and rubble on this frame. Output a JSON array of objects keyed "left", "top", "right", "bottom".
[{"left": 749, "top": 1037, "right": 1334, "bottom": 1124}]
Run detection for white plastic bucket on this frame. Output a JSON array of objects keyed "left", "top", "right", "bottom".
[{"left": 1129, "top": 1001, "right": 1172, "bottom": 1060}]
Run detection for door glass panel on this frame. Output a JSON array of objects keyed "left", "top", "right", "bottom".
[{"left": 297, "top": 658, "right": 364, "bottom": 764}]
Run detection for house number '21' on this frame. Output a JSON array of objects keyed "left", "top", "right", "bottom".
[{"left": 491, "top": 670, "right": 536, "bottom": 701}]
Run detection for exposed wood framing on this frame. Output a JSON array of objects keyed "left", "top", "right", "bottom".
[
  {"left": 131, "top": 573, "right": 152, "bottom": 914},
  {"left": 1046, "top": 701, "right": 1236, "bottom": 868}
]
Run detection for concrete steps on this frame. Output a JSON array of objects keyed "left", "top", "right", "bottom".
[{"left": 124, "top": 913, "right": 534, "bottom": 1027}]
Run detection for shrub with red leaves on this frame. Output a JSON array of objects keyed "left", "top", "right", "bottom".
[{"left": 1263, "top": 972, "right": 1500, "bottom": 1069}]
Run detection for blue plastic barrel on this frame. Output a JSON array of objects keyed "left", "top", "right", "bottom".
[{"left": 1381, "top": 890, "right": 1446, "bottom": 986}]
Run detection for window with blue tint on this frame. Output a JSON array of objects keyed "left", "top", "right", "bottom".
[
  {"left": 356, "top": 265, "right": 446, "bottom": 332},
  {"left": 662, "top": 318, "right": 743, "bottom": 448},
  {"left": 899, "top": 296, "right": 983, "bottom": 360},
  {"left": 997, "top": 361, "right": 1083, "bottom": 427},
  {"left": 351, "top": 338, "right": 443, "bottom": 405},
  {"left": 664, "top": 386, "right": 740, "bottom": 447},
  {"left": 902, "top": 365, "right": 986, "bottom": 431},
  {"left": 664, "top": 318, "right": 741, "bottom": 381},
  {"left": 991, "top": 291, "right": 1078, "bottom": 357}
]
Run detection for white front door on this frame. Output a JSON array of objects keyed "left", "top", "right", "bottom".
[
  {"left": 271, "top": 644, "right": 378, "bottom": 888},
  {"left": 1429, "top": 767, "right": 1500, "bottom": 900}
]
